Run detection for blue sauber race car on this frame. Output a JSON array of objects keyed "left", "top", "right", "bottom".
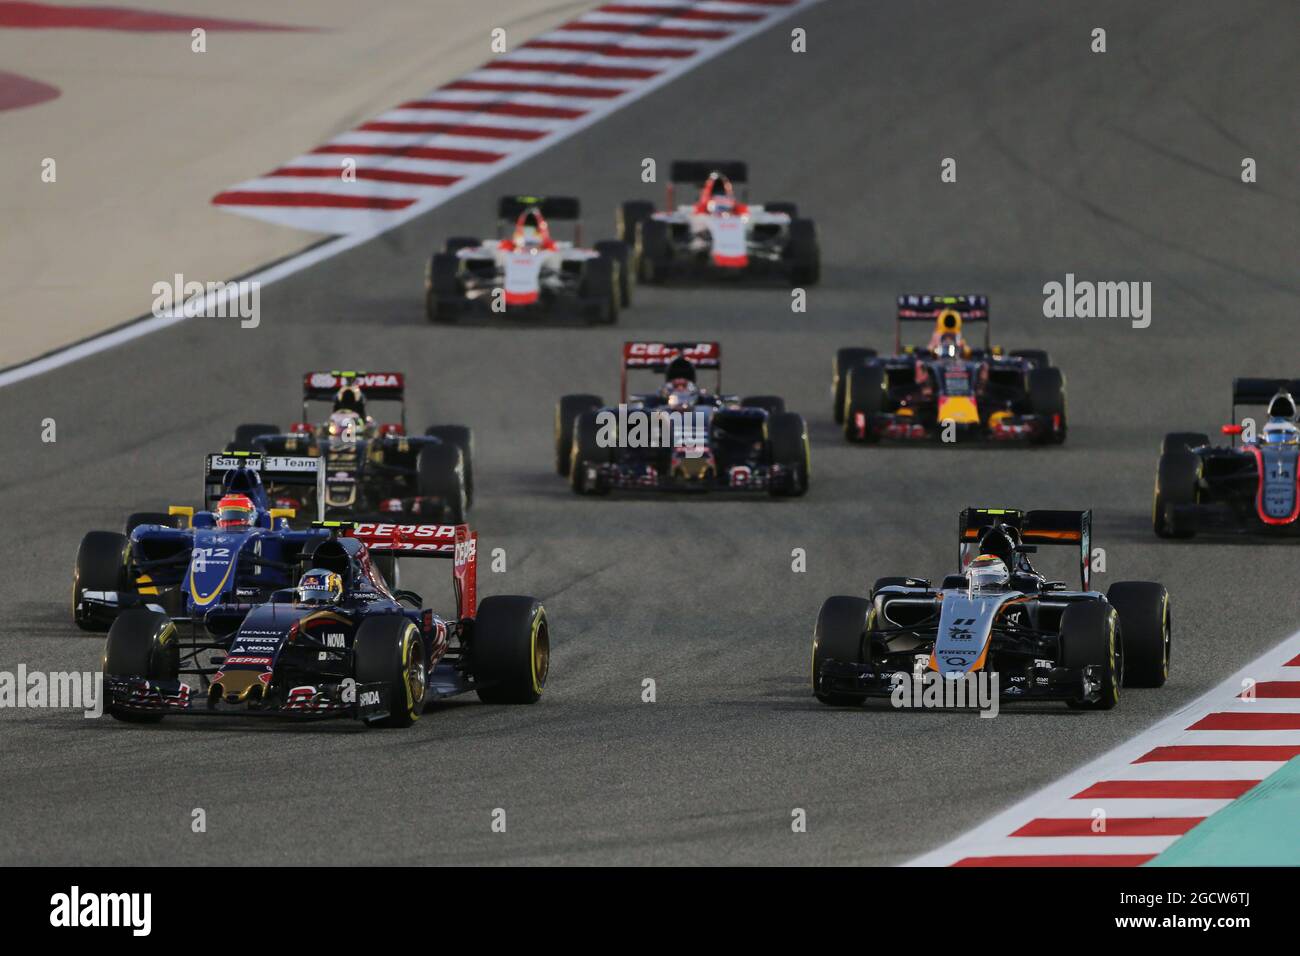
[
  {"left": 100, "top": 521, "right": 549, "bottom": 726},
  {"left": 73, "top": 452, "right": 328, "bottom": 631},
  {"left": 1154, "top": 379, "right": 1300, "bottom": 537}
]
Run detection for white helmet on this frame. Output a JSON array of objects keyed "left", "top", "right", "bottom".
[{"left": 967, "top": 554, "right": 1010, "bottom": 592}]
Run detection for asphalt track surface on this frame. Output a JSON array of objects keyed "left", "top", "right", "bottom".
[{"left": 2, "top": 0, "right": 1298, "bottom": 865}]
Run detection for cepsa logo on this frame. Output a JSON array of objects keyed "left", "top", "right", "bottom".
[
  {"left": 352, "top": 524, "right": 457, "bottom": 552},
  {"left": 626, "top": 342, "right": 717, "bottom": 362}
]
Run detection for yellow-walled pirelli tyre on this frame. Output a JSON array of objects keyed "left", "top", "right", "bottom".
[
  {"left": 1061, "top": 602, "right": 1122, "bottom": 711},
  {"left": 355, "top": 616, "right": 425, "bottom": 728},
  {"left": 472, "top": 597, "right": 549, "bottom": 705},
  {"left": 811, "top": 596, "right": 870, "bottom": 706}
]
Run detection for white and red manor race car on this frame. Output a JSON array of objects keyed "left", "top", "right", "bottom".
[
  {"left": 425, "top": 195, "right": 630, "bottom": 324},
  {"left": 617, "top": 160, "right": 820, "bottom": 286}
]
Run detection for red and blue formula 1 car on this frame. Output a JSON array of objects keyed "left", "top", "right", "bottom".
[
  {"left": 101, "top": 521, "right": 549, "bottom": 726},
  {"left": 834, "top": 295, "right": 1067, "bottom": 445}
]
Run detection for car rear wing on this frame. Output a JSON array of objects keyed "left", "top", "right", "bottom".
[
  {"left": 328, "top": 521, "right": 478, "bottom": 621},
  {"left": 202, "top": 451, "right": 326, "bottom": 521},
  {"left": 670, "top": 161, "right": 748, "bottom": 186},
  {"left": 621, "top": 341, "right": 721, "bottom": 401},
  {"left": 302, "top": 371, "right": 406, "bottom": 427},
  {"left": 896, "top": 295, "right": 991, "bottom": 353},
  {"left": 497, "top": 195, "right": 580, "bottom": 222},
  {"left": 958, "top": 507, "right": 1092, "bottom": 590}
]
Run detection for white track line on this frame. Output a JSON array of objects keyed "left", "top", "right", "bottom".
[
  {"left": 0, "top": 0, "right": 824, "bottom": 389},
  {"left": 905, "top": 628, "right": 1300, "bottom": 866}
]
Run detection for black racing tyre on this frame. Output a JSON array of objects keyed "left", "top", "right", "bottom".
[
  {"left": 635, "top": 218, "right": 672, "bottom": 284},
  {"left": 124, "top": 512, "right": 179, "bottom": 535},
  {"left": 741, "top": 395, "right": 785, "bottom": 415},
  {"left": 787, "top": 218, "right": 820, "bottom": 287},
  {"left": 444, "top": 236, "right": 480, "bottom": 255},
  {"left": 424, "top": 425, "right": 475, "bottom": 507},
  {"left": 104, "top": 609, "right": 179, "bottom": 722},
  {"left": 580, "top": 255, "right": 619, "bottom": 325},
  {"left": 417, "top": 441, "right": 467, "bottom": 523},
  {"left": 555, "top": 394, "right": 603, "bottom": 476},
  {"left": 471, "top": 596, "right": 549, "bottom": 704},
  {"left": 1060, "top": 602, "right": 1121, "bottom": 710},
  {"left": 1161, "top": 432, "right": 1210, "bottom": 455},
  {"left": 1108, "top": 582, "right": 1171, "bottom": 689},
  {"left": 833, "top": 348, "right": 876, "bottom": 424},
  {"left": 570, "top": 410, "right": 612, "bottom": 495},
  {"left": 1011, "top": 348, "right": 1051, "bottom": 369},
  {"left": 426, "top": 253, "right": 461, "bottom": 323},
  {"left": 766, "top": 201, "right": 798, "bottom": 218},
  {"left": 843, "top": 364, "right": 885, "bottom": 442},
  {"left": 767, "top": 412, "right": 810, "bottom": 497},
  {"left": 1027, "top": 367, "right": 1067, "bottom": 444},
  {"left": 812, "top": 596, "right": 870, "bottom": 705},
  {"left": 595, "top": 240, "right": 633, "bottom": 308},
  {"left": 73, "top": 531, "right": 128, "bottom": 632},
  {"left": 617, "top": 200, "right": 656, "bottom": 245},
  {"left": 1153, "top": 451, "right": 1200, "bottom": 538},
  {"left": 354, "top": 615, "right": 425, "bottom": 727},
  {"left": 228, "top": 423, "right": 280, "bottom": 453}
]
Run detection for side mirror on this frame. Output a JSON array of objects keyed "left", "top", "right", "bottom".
[{"left": 1221, "top": 424, "right": 1243, "bottom": 436}]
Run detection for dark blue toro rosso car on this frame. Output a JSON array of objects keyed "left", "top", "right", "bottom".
[
  {"left": 73, "top": 452, "right": 328, "bottom": 631},
  {"left": 101, "top": 522, "right": 549, "bottom": 726},
  {"left": 555, "top": 341, "right": 810, "bottom": 497}
]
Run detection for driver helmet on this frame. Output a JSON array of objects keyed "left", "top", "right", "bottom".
[
  {"left": 934, "top": 332, "right": 963, "bottom": 359},
  {"left": 706, "top": 195, "right": 737, "bottom": 216},
  {"left": 977, "top": 524, "right": 1019, "bottom": 569},
  {"left": 328, "top": 409, "right": 364, "bottom": 442},
  {"left": 519, "top": 223, "right": 543, "bottom": 249},
  {"left": 1267, "top": 391, "right": 1297, "bottom": 422},
  {"left": 1262, "top": 421, "right": 1300, "bottom": 445},
  {"left": 967, "top": 553, "right": 1010, "bottom": 592},
  {"left": 215, "top": 494, "right": 254, "bottom": 531},
  {"left": 333, "top": 384, "right": 365, "bottom": 416},
  {"left": 661, "top": 378, "right": 700, "bottom": 409},
  {"left": 297, "top": 568, "right": 343, "bottom": 605}
]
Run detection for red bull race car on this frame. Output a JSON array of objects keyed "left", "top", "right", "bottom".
[
  {"left": 100, "top": 521, "right": 549, "bottom": 726},
  {"left": 618, "top": 161, "right": 820, "bottom": 286},
  {"left": 228, "top": 370, "right": 472, "bottom": 521},
  {"left": 1154, "top": 379, "right": 1300, "bottom": 537},
  {"left": 555, "top": 341, "right": 810, "bottom": 496},
  {"left": 425, "top": 195, "right": 629, "bottom": 324},
  {"left": 833, "top": 295, "right": 1067, "bottom": 445}
]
